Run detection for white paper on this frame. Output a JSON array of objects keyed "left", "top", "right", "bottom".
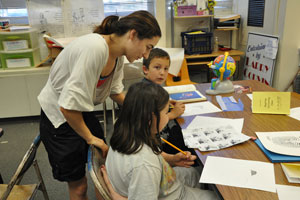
[
  {"left": 164, "top": 84, "right": 196, "bottom": 94},
  {"left": 182, "top": 124, "right": 250, "bottom": 151},
  {"left": 187, "top": 116, "right": 244, "bottom": 132},
  {"left": 247, "top": 94, "right": 253, "bottom": 100},
  {"left": 181, "top": 101, "right": 222, "bottom": 117},
  {"left": 216, "top": 95, "right": 227, "bottom": 110},
  {"left": 276, "top": 184, "right": 300, "bottom": 200},
  {"left": 160, "top": 48, "right": 184, "bottom": 76},
  {"left": 288, "top": 107, "right": 300, "bottom": 121},
  {"left": 200, "top": 156, "right": 276, "bottom": 193},
  {"left": 182, "top": 116, "right": 249, "bottom": 151},
  {"left": 229, "top": 96, "right": 237, "bottom": 103},
  {"left": 265, "top": 38, "right": 278, "bottom": 59},
  {"left": 256, "top": 131, "right": 300, "bottom": 156}
]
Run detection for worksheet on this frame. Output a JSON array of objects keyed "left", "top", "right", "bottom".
[
  {"left": 276, "top": 184, "right": 300, "bottom": 200},
  {"left": 200, "top": 156, "right": 276, "bottom": 193},
  {"left": 182, "top": 116, "right": 250, "bottom": 151},
  {"left": 181, "top": 101, "right": 222, "bottom": 117}
]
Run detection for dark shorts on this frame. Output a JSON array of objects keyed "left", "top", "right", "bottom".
[{"left": 40, "top": 109, "right": 105, "bottom": 182}]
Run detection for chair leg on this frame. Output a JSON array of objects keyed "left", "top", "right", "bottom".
[
  {"left": 33, "top": 160, "right": 49, "bottom": 200},
  {"left": 103, "top": 102, "right": 107, "bottom": 138}
]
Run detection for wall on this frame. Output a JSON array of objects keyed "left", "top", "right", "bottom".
[
  {"left": 234, "top": 0, "right": 300, "bottom": 91},
  {"left": 156, "top": 0, "right": 172, "bottom": 47},
  {"left": 273, "top": 0, "right": 300, "bottom": 91}
]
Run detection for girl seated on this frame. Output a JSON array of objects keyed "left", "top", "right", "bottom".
[{"left": 105, "top": 82, "right": 216, "bottom": 199}]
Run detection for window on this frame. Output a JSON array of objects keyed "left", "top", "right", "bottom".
[
  {"left": 0, "top": 0, "right": 155, "bottom": 25},
  {"left": 103, "top": 0, "right": 155, "bottom": 17},
  {"left": 247, "top": 0, "right": 265, "bottom": 27},
  {"left": 0, "top": 0, "right": 28, "bottom": 24}
]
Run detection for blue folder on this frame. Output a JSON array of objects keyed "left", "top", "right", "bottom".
[{"left": 254, "top": 139, "right": 300, "bottom": 163}]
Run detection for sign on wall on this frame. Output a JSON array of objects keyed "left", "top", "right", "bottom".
[{"left": 243, "top": 32, "right": 279, "bottom": 86}]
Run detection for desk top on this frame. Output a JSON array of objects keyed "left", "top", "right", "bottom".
[
  {"left": 185, "top": 50, "right": 244, "bottom": 59},
  {"left": 178, "top": 80, "right": 300, "bottom": 200}
]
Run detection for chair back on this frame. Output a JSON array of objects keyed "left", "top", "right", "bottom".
[
  {"left": 88, "top": 145, "right": 112, "bottom": 200},
  {"left": 166, "top": 59, "right": 196, "bottom": 86},
  {"left": 0, "top": 134, "right": 46, "bottom": 200}
]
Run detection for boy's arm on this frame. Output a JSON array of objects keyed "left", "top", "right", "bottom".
[{"left": 168, "top": 101, "right": 185, "bottom": 120}]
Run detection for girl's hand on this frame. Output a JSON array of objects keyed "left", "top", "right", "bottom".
[
  {"left": 170, "top": 151, "right": 196, "bottom": 168},
  {"left": 87, "top": 136, "right": 109, "bottom": 158},
  {"left": 101, "top": 165, "right": 128, "bottom": 200}
]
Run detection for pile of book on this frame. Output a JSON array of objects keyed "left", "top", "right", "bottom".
[{"left": 254, "top": 131, "right": 300, "bottom": 183}]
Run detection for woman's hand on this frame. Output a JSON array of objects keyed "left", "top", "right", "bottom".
[
  {"left": 101, "top": 165, "right": 128, "bottom": 200},
  {"left": 87, "top": 136, "right": 109, "bottom": 158}
]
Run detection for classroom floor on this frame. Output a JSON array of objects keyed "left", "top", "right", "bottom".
[{"left": 0, "top": 113, "right": 114, "bottom": 200}]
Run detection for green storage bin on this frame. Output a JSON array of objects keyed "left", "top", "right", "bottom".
[
  {"left": 0, "top": 29, "right": 38, "bottom": 51},
  {"left": 0, "top": 48, "right": 41, "bottom": 69}
]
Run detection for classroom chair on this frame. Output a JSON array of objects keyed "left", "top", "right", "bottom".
[
  {"left": 87, "top": 145, "right": 112, "bottom": 200},
  {"left": 166, "top": 58, "right": 196, "bottom": 86},
  {"left": 0, "top": 134, "right": 49, "bottom": 200}
]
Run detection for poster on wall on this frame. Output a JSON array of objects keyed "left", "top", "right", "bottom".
[{"left": 243, "top": 32, "right": 279, "bottom": 86}]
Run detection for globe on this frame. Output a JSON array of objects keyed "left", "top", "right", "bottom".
[
  {"left": 206, "top": 52, "right": 237, "bottom": 95},
  {"left": 211, "top": 54, "right": 236, "bottom": 80}
]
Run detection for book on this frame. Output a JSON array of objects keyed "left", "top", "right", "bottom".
[
  {"left": 163, "top": 84, "right": 206, "bottom": 103},
  {"left": 254, "top": 139, "right": 300, "bottom": 163},
  {"left": 252, "top": 92, "right": 291, "bottom": 115},
  {"left": 281, "top": 163, "right": 300, "bottom": 183}
]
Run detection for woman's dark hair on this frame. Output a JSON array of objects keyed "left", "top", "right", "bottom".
[
  {"left": 143, "top": 48, "right": 170, "bottom": 69},
  {"left": 94, "top": 10, "right": 161, "bottom": 40},
  {"left": 110, "top": 82, "right": 169, "bottom": 155}
]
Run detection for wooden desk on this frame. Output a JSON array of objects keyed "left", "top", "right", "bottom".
[
  {"left": 178, "top": 80, "right": 300, "bottom": 200},
  {"left": 184, "top": 50, "right": 244, "bottom": 66}
]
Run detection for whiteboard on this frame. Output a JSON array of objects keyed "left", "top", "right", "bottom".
[{"left": 243, "top": 32, "right": 279, "bottom": 86}]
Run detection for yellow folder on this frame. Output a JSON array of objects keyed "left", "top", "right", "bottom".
[{"left": 252, "top": 92, "right": 291, "bottom": 114}]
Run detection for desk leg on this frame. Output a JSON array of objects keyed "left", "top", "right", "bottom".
[
  {"left": 0, "top": 173, "right": 3, "bottom": 184},
  {"left": 194, "top": 150, "right": 224, "bottom": 200}
]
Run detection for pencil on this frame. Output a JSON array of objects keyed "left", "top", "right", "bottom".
[{"left": 161, "top": 137, "right": 187, "bottom": 155}]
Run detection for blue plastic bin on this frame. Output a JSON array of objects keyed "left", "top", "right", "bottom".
[{"left": 181, "top": 31, "right": 213, "bottom": 55}]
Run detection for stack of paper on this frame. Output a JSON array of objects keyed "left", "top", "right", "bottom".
[
  {"left": 182, "top": 116, "right": 250, "bottom": 151},
  {"left": 281, "top": 163, "right": 300, "bottom": 183},
  {"left": 255, "top": 131, "right": 300, "bottom": 163}
]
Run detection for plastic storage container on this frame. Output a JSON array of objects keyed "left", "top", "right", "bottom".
[
  {"left": 0, "top": 29, "right": 38, "bottom": 51},
  {"left": 181, "top": 30, "right": 213, "bottom": 55},
  {"left": 0, "top": 48, "right": 40, "bottom": 69},
  {"left": 177, "top": 6, "right": 197, "bottom": 16}
]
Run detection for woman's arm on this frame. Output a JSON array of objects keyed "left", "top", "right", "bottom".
[
  {"left": 60, "top": 107, "right": 108, "bottom": 157},
  {"left": 110, "top": 92, "right": 125, "bottom": 105}
]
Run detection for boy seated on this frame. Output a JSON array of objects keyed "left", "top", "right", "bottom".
[{"left": 142, "top": 48, "right": 198, "bottom": 161}]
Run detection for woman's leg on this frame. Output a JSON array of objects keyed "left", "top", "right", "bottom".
[{"left": 68, "top": 176, "right": 88, "bottom": 200}]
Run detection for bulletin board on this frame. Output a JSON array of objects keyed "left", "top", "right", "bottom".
[{"left": 243, "top": 32, "right": 279, "bottom": 86}]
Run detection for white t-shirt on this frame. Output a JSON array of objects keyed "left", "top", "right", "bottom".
[
  {"left": 38, "top": 33, "right": 124, "bottom": 128},
  {"left": 106, "top": 145, "right": 217, "bottom": 200}
]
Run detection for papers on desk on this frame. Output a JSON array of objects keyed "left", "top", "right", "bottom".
[
  {"left": 216, "top": 95, "right": 244, "bottom": 111},
  {"left": 181, "top": 101, "right": 222, "bottom": 117},
  {"left": 200, "top": 156, "right": 276, "bottom": 193},
  {"left": 182, "top": 116, "right": 250, "bottom": 151},
  {"left": 252, "top": 92, "right": 291, "bottom": 114},
  {"left": 288, "top": 107, "right": 300, "bottom": 121},
  {"left": 276, "top": 184, "right": 300, "bottom": 200},
  {"left": 281, "top": 163, "right": 300, "bottom": 183},
  {"left": 256, "top": 131, "right": 300, "bottom": 157}
]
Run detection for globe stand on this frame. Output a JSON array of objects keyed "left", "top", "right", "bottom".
[{"left": 205, "top": 79, "right": 234, "bottom": 95}]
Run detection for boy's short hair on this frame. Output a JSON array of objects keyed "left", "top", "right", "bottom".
[{"left": 143, "top": 48, "right": 170, "bottom": 69}]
